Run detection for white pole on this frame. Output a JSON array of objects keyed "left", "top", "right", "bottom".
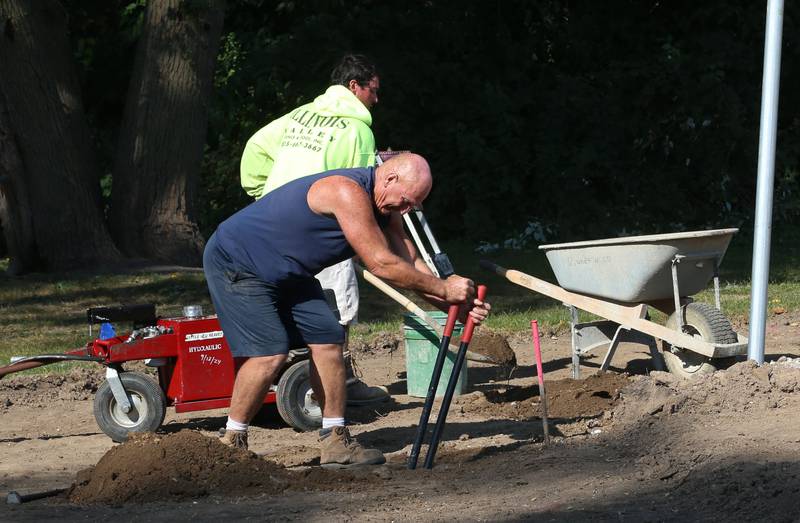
[{"left": 748, "top": 0, "right": 784, "bottom": 363}]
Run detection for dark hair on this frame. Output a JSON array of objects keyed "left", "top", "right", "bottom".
[{"left": 330, "top": 54, "right": 378, "bottom": 87}]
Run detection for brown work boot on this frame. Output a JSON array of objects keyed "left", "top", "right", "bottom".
[
  {"left": 219, "top": 428, "right": 248, "bottom": 450},
  {"left": 319, "top": 426, "right": 386, "bottom": 468},
  {"left": 346, "top": 379, "right": 390, "bottom": 406}
]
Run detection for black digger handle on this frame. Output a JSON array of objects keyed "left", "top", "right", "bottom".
[
  {"left": 423, "top": 339, "right": 470, "bottom": 469},
  {"left": 423, "top": 285, "right": 487, "bottom": 469},
  {"left": 407, "top": 304, "right": 460, "bottom": 469}
]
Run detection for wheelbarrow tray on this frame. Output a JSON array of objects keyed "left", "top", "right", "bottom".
[{"left": 539, "top": 228, "right": 738, "bottom": 303}]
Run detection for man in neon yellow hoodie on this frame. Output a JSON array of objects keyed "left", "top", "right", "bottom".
[
  {"left": 241, "top": 55, "right": 378, "bottom": 198},
  {"left": 239, "top": 54, "right": 387, "bottom": 408}
]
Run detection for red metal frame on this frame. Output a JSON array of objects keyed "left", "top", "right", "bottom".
[{"left": 85, "top": 314, "right": 278, "bottom": 412}]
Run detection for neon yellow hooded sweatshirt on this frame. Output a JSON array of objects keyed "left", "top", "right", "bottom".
[{"left": 240, "top": 85, "right": 376, "bottom": 199}]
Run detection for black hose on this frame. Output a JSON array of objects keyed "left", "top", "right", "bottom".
[{"left": 9, "top": 354, "right": 104, "bottom": 364}]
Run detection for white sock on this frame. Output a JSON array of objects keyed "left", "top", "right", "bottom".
[
  {"left": 226, "top": 418, "right": 248, "bottom": 432},
  {"left": 322, "top": 417, "right": 345, "bottom": 429}
]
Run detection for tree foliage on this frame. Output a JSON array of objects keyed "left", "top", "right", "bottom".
[
  {"left": 3, "top": 0, "right": 798, "bottom": 274},
  {"left": 200, "top": 0, "right": 799, "bottom": 244}
]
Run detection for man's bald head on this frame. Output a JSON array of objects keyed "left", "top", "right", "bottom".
[{"left": 374, "top": 153, "right": 433, "bottom": 215}]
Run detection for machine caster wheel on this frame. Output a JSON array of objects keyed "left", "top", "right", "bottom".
[
  {"left": 276, "top": 359, "right": 322, "bottom": 431},
  {"left": 662, "top": 302, "right": 737, "bottom": 379},
  {"left": 93, "top": 372, "right": 167, "bottom": 442}
]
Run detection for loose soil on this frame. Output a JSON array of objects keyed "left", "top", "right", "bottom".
[
  {"left": 67, "top": 431, "right": 371, "bottom": 505},
  {"left": 2, "top": 313, "right": 800, "bottom": 521},
  {"left": 456, "top": 329, "right": 517, "bottom": 366},
  {"left": 455, "top": 372, "right": 629, "bottom": 420}
]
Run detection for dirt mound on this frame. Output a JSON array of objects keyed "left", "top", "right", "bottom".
[
  {"left": 0, "top": 367, "right": 105, "bottom": 408},
  {"left": 349, "top": 331, "right": 401, "bottom": 356},
  {"left": 456, "top": 329, "right": 517, "bottom": 366},
  {"left": 613, "top": 359, "right": 800, "bottom": 426},
  {"left": 259, "top": 445, "right": 319, "bottom": 468},
  {"left": 454, "top": 372, "right": 629, "bottom": 420},
  {"left": 68, "top": 430, "right": 370, "bottom": 505},
  {"left": 601, "top": 358, "right": 800, "bottom": 490}
]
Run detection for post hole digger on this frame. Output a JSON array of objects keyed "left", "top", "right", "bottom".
[
  {"left": 407, "top": 302, "right": 460, "bottom": 469},
  {"left": 407, "top": 285, "right": 488, "bottom": 469}
]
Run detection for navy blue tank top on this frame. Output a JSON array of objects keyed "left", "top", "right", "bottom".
[{"left": 215, "top": 167, "right": 389, "bottom": 284}]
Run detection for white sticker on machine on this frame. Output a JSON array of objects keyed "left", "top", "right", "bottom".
[{"left": 185, "top": 330, "right": 224, "bottom": 342}]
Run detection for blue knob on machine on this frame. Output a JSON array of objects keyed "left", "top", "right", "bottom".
[{"left": 99, "top": 322, "right": 116, "bottom": 340}]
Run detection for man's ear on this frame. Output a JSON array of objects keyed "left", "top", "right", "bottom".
[{"left": 348, "top": 79, "right": 359, "bottom": 95}]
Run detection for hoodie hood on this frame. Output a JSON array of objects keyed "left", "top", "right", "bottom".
[{"left": 310, "top": 85, "right": 373, "bottom": 126}]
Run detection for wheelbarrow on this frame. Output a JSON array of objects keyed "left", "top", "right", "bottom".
[
  {"left": 481, "top": 228, "right": 748, "bottom": 378},
  {"left": 0, "top": 304, "right": 321, "bottom": 441}
]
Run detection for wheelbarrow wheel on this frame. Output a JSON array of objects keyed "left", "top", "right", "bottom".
[
  {"left": 93, "top": 372, "right": 166, "bottom": 442},
  {"left": 663, "top": 302, "right": 738, "bottom": 379},
  {"left": 276, "top": 359, "right": 322, "bottom": 432}
]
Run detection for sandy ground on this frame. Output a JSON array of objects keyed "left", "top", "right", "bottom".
[{"left": 1, "top": 312, "right": 799, "bottom": 521}]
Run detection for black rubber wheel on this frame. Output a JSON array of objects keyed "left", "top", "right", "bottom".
[
  {"left": 93, "top": 371, "right": 166, "bottom": 442},
  {"left": 276, "top": 359, "right": 322, "bottom": 431},
  {"left": 662, "top": 302, "right": 738, "bottom": 379}
]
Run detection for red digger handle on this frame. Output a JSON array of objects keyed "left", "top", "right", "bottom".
[
  {"left": 460, "top": 285, "right": 487, "bottom": 344},
  {"left": 443, "top": 304, "right": 460, "bottom": 338}
]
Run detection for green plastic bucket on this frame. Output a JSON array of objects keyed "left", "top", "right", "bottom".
[{"left": 403, "top": 311, "right": 467, "bottom": 398}]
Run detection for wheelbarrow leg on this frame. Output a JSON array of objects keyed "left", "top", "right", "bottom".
[
  {"left": 569, "top": 306, "right": 580, "bottom": 379},
  {"left": 648, "top": 338, "right": 666, "bottom": 371},
  {"left": 599, "top": 326, "right": 625, "bottom": 372},
  {"left": 598, "top": 326, "right": 666, "bottom": 373}
]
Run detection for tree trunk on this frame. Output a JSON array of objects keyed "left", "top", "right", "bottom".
[
  {"left": 110, "top": 0, "right": 225, "bottom": 266},
  {"left": 0, "top": 94, "right": 40, "bottom": 275},
  {"left": 0, "top": 0, "right": 120, "bottom": 272}
]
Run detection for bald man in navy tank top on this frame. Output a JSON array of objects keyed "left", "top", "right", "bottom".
[{"left": 204, "top": 153, "right": 491, "bottom": 467}]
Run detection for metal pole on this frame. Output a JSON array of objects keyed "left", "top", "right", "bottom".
[{"left": 748, "top": 0, "right": 784, "bottom": 364}]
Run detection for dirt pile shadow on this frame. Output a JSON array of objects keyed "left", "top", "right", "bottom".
[
  {"left": 67, "top": 431, "right": 371, "bottom": 505},
  {"left": 528, "top": 360, "right": 800, "bottom": 520}
]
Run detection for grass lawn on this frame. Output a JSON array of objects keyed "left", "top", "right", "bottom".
[{"left": 1, "top": 224, "right": 798, "bottom": 374}]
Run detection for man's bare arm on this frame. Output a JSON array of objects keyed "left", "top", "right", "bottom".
[
  {"left": 385, "top": 213, "right": 434, "bottom": 274},
  {"left": 307, "top": 177, "right": 471, "bottom": 303},
  {"left": 384, "top": 213, "right": 453, "bottom": 305}
]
